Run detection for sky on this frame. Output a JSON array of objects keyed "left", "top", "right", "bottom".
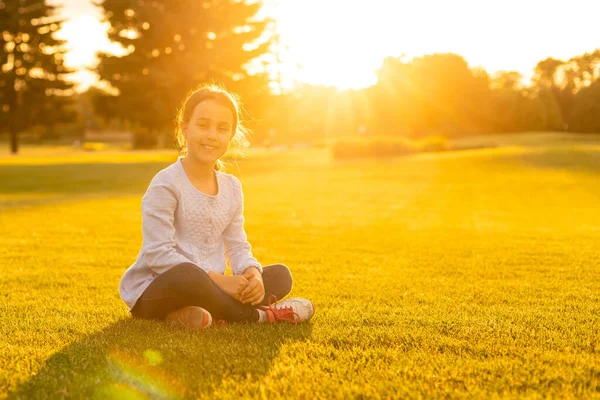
[{"left": 51, "top": 0, "right": 600, "bottom": 91}]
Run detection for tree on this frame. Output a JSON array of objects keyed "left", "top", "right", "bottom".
[
  {"left": 532, "top": 57, "right": 572, "bottom": 130},
  {"left": 372, "top": 53, "right": 491, "bottom": 137},
  {"left": 533, "top": 57, "right": 563, "bottom": 89},
  {"left": 96, "top": 0, "right": 271, "bottom": 148},
  {"left": 0, "top": 0, "right": 74, "bottom": 154},
  {"left": 487, "top": 71, "right": 541, "bottom": 132},
  {"left": 569, "top": 80, "right": 600, "bottom": 132}
]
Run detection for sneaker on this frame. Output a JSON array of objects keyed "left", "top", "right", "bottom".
[
  {"left": 165, "top": 306, "right": 212, "bottom": 329},
  {"left": 259, "top": 295, "right": 315, "bottom": 323}
]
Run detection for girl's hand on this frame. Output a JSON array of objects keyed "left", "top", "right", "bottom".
[
  {"left": 212, "top": 274, "right": 249, "bottom": 302},
  {"left": 241, "top": 268, "right": 265, "bottom": 305}
]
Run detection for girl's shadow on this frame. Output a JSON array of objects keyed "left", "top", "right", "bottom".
[{"left": 8, "top": 318, "right": 313, "bottom": 399}]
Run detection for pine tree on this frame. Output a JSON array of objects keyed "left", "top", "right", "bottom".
[
  {"left": 0, "top": 0, "right": 74, "bottom": 154},
  {"left": 96, "top": 0, "right": 271, "bottom": 148}
]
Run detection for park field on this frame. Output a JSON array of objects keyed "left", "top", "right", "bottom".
[{"left": 1, "top": 134, "right": 599, "bottom": 398}]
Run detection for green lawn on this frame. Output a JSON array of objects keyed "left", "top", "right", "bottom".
[{"left": 1, "top": 136, "right": 600, "bottom": 399}]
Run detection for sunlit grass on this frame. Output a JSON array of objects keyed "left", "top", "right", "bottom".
[{"left": 1, "top": 136, "right": 599, "bottom": 398}]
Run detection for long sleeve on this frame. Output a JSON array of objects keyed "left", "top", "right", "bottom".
[
  {"left": 141, "top": 176, "right": 196, "bottom": 275},
  {"left": 223, "top": 177, "right": 262, "bottom": 275}
]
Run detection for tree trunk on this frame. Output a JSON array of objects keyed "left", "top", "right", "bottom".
[{"left": 10, "top": 130, "right": 18, "bottom": 154}]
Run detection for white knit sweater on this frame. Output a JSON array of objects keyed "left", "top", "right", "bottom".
[{"left": 119, "top": 157, "right": 262, "bottom": 311}]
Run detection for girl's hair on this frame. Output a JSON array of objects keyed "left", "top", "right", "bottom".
[{"left": 175, "top": 83, "right": 249, "bottom": 171}]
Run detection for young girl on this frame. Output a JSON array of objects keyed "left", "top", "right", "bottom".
[{"left": 119, "top": 85, "right": 314, "bottom": 329}]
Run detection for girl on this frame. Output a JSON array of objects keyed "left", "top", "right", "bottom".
[{"left": 119, "top": 84, "right": 314, "bottom": 329}]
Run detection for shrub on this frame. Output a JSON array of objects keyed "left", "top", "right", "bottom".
[
  {"left": 418, "top": 135, "right": 448, "bottom": 152},
  {"left": 332, "top": 136, "right": 448, "bottom": 160},
  {"left": 312, "top": 139, "right": 329, "bottom": 149},
  {"left": 82, "top": 142, "right": 107, "bottom": 152},
  {"left": 332, "top": 141, "right": 363, "bottom": 159}
]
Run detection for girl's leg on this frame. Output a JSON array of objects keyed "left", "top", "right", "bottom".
[
  {"left": 131, "top": 263, "right": 260, "bottom": 323},
  {"left": 259, "top": 264, "right": 294, "bottom": 306},
  {"left": 257, "top": 264, "right": 314, "bottom": 323}
]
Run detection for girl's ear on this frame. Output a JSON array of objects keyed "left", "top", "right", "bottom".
[{"left": 181, "top": 124, "right": 188, "bottom": 139}]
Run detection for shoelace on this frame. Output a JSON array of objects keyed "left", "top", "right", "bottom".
[{"left": 263, "top": 294, "right": 300, "bottom": 323}]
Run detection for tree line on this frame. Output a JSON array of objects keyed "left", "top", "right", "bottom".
[{"left": 1, "top": 0, "right": 599, "bottom": 154}]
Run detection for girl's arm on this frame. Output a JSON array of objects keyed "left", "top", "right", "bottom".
[
  {"left": 223, "top": 176, "right": 262, "bottom": 276},
  {"left": 141, "top": 175, "right": 195, "bottom": 274}
]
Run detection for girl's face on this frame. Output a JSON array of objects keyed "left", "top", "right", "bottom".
[{"left": 183, "top": 99, "right": 234, "bottom": 165}]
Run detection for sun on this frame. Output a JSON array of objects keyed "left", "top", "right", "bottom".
[
  {"left": 56, "top": 0, "right": 396, "bottom": 92},
  {"left": 267, "top": 0, "right": 396, "bottom": 90},
  {"left": 53, "top": 0, "right": 600, "bottom": 92},
  {"left": 55, "top": 14, "right": 123, "bottom": 91}
]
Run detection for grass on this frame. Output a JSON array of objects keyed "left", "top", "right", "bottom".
[{"left": 1, "top": 134, "right": 600, "bottom": 399}]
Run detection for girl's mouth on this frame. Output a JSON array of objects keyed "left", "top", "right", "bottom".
[{"left": 202, "top": 145, "right": 217, "bottom": 150}]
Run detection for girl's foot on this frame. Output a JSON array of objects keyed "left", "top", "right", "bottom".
[
  {"left": 259, "top": 295, "right": 315, "bottom": 323},
  {"left": 166, "top": 306, "right": 212, "bottom": 329}
]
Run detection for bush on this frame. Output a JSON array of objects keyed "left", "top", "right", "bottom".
[
  {"left": 312, "top": 139, "right": 329, "bottom": 149},
  {"left": 370, "top": 139, "right": 415, "bottom": 157},
  {"left": 332, "top": 136, "right": 448, "bottom": 160},
  {"left": 418, "top": 135, "right": 448, "bottom": 152},
  {"left": 82, "top": 142, "right": 107, "bottom": 152},
  {"left": 331, "top": 140, "right": 369, "bottom": 159}
]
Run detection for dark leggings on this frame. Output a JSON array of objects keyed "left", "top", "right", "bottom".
[{"left": 131, "top": 263, "right": 293, "bottom": 323}]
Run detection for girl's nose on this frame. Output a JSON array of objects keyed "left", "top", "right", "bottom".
[{"left": 205, "top": 128, "right": 218, "bottom": 141}]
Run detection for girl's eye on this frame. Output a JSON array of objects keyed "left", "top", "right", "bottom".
[
  {"left": 197, "top": 124, "right": 208, "bottom": 129},
  {"left": 218, "top": 126, "right": 230, "bottom": 132}
]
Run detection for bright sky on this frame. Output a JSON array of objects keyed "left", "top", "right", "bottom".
[{"left": 51, "top": 0, "right": 600, "bottom": 91}]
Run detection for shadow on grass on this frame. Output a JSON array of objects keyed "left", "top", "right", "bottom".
[
  {"left": 0, "top": 162, "right": 172, "bottom": 196},
  {"left": 0, "top": 161, "right": 177, "bottom": 210},
  {"left": 494, "top": 146, "right": 600, "bottom": 175},
  {"left": 0, "top": 156, "right": 281, "bottom": 200},
  {"left": 8, "top": 318, "right": 313, "bottom": 399}
]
